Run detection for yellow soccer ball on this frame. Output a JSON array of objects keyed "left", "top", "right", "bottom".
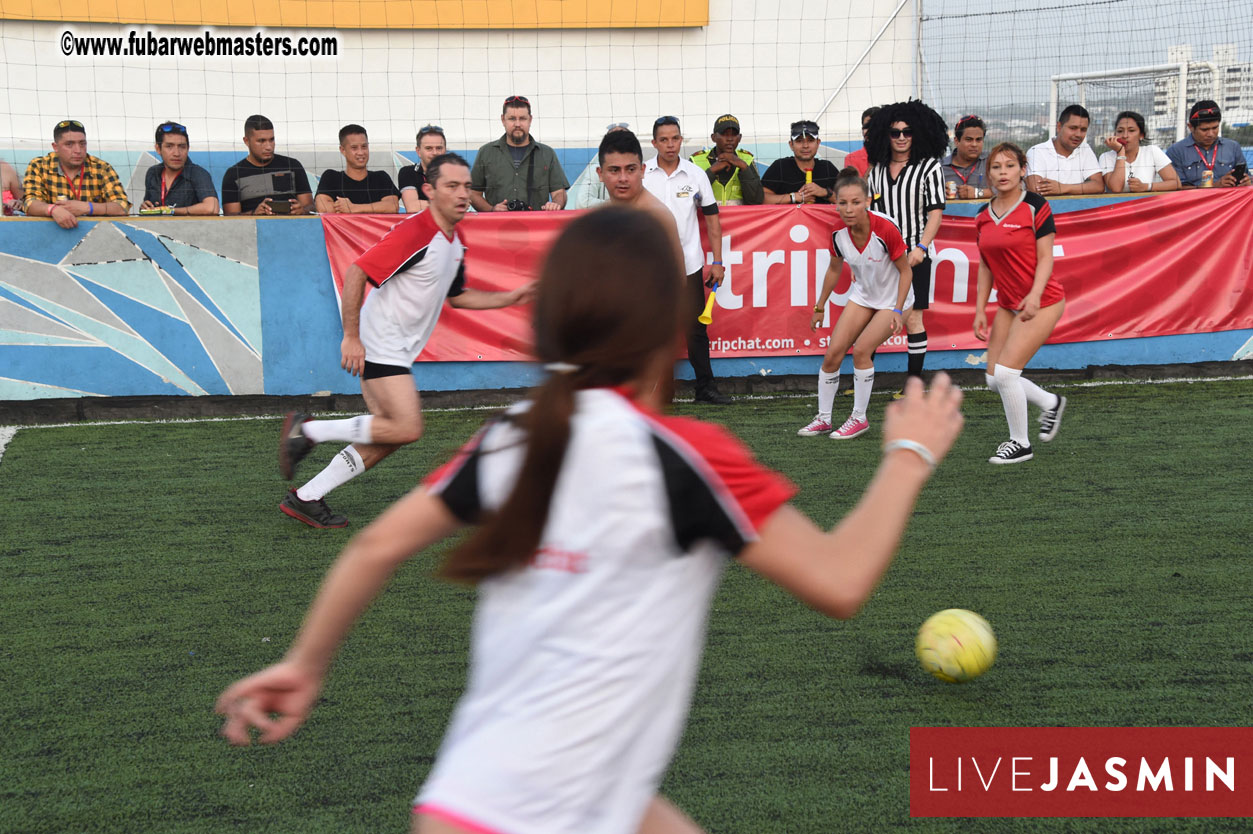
[{"left": 915, "top": 609, "right": 997, "bottom": 683}]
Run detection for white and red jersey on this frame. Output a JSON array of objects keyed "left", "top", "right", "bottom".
[
  {"left": 975, "top": 191, "right": 1062, "bottom": 310},
  {"left": 353, "top": 210, "right": 467, "bottom": 367},
  {"left": 415, "top": 388, "right": 795, "bottom": 834},
  {"left": 830, "top": 210, "right": 912, "bottom": 310}
]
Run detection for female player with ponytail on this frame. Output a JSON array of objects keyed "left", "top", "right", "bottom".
[
  {"left": 216, "top": 206, "right": 965, "bottom": 834},
  {"left": 974, "top": 142, "right": 1068, "bottom": 464},
  {"left": 799, "top": 167, "right": 914, "bottom": 440}
]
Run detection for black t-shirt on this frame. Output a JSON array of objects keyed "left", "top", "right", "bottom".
[
  {"left": 316, "top": 169, "right": 400, "bottom": 205},
  {"left": 761, "top": 157, "right": 840, "bottom": 203},
  {"left": 221, "top": 154, "right": 312, "bottom": 213},
  {"left": 397, "top": 164, "right": 428, "bottom": 194}
]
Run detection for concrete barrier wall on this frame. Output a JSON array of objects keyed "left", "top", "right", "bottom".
[{"left": 1, "top": 205, "right": 1250, "bottom": 402}]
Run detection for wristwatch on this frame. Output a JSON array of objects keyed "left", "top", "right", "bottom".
[{"left": 975, "top": 188, "right": 983, "bottom": 198}]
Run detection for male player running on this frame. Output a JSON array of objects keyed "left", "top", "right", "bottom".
[{"left": 279, "top": 152, "right": 532, "bottom": 528}]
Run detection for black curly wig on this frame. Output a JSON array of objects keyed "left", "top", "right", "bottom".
[{"left": 865, "top": 100, "right": 949, "bottom": 166}]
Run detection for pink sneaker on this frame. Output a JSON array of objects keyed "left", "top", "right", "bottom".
[
  {"left": 797, "top": 415, "right": 834, "bottom": 436},
  {"left": 830, "top": 415, "right": 870, "bottom": 439}
]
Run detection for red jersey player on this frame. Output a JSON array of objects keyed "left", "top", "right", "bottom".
[{"left": 974, "top": 142, "right": 1068, "bottom": 464}]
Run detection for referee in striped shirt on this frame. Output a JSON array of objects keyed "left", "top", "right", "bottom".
[{"left": 865, "top": 101, "right": 949, "bottom": 386}]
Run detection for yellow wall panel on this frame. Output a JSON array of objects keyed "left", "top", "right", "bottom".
[{"left": 1, "top": 0, "right": 708, "bottom": 28}]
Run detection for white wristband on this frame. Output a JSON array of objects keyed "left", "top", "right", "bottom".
[{"left": 883, "top": 438, "right": 936, "bottom": 470}]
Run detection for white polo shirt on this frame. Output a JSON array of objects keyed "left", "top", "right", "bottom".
[
  {"left": 643, "top": 157, "right": 718, "bottom": 275},
  {"left": 1025, "top": 139, "right": 1101, "bottom": 185}
]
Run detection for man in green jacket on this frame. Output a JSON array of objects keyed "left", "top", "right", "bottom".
[
  {"left": 470, "top": 95, "right": 570, "bottom": 212},
  {"left": 689, "top": 114, "right": 764, "bottom": 205}
]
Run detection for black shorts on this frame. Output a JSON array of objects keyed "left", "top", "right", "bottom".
[
  {"left": 362, "top": 360, "right": 412, "bottom": 380},
  {"left": 911, "top": 256, "right": 932, "bottom": 311}
]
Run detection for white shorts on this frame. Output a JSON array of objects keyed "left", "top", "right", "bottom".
[{"left": 848, "top": 278, "right": 914, "bottom": 312}]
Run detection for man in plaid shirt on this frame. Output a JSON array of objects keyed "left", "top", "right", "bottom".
[{"left": 23, "top": 119, "right": 130, "bottom": 228}]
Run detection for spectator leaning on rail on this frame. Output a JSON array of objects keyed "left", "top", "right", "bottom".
[
  {"left": 221, "top": 114, "right": 314, "bottom": 216},
  {"left": 689, "top": 114, "right": 764, "bottom": 206},
  {"left": 761, "top": 119, "right": 840, "bottom": 204},
  {"left": 843, "top": 106, "right": 880, "bottom": 176},
  {"left": 470, "top": 95, "right": 570, "bottom": 212},
  {"left": 1099, "top": 111, "right": 1180, "bottom": 194},
  {"left": 315, "top": 124, "right": 400, "bottom": 214},
  {"left": 23, "top": 119, "right": 130, "bottom": 228},
  {"left": 1166, "top": 101, "right": 1252, "bottom": 189},
  {"left": 942, "top": 115, "right": 990, "bottom": 200},
  {"left": 140, "top": 121, "right": 219, "bottom": 216},
  {"left": 2, "top": 158, "right": 24, "bottom": 215},
  {"left": 1025, "top": 105, "right": 1104, "bottom": 196},
  {"left": 573, "top": 122, "right": 631, "bottom": 209},
  {"left": 399, "top": 125, "right": 446, "bottom": 214}
]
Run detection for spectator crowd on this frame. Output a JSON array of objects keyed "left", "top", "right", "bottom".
[{"left": 9, "top": 96, "right": 1247, "bottom": 224}]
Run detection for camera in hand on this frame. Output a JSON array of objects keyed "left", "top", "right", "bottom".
[{"left": 505, "top": 199, "right": 532, "bottom": 212}]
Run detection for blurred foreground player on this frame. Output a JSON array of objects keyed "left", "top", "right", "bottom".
[
  {"left": 278, "top": 152, "right": 532, "bottom": 527},
  {"left": 219, "top": 206, "right": 965, "bottom": 833}
]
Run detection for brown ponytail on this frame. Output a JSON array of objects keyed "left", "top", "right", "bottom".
[{"left": 440, "top": 207, "right": 684, "bottom": 583}]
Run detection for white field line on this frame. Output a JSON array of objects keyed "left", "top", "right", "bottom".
[{"left": 1, "top": 374, "right": 1250, "bottom": 465}]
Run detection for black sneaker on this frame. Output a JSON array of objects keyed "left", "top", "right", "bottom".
[
  {"left": 694, "top": 389, "right": 733, "bottom": 405},
  {"left": 1038, "top": 395, "right": 1067, "bottom": 442},
  {"left": 280, "top": 489, "right": 348, "bottom": 528},
  {"left": 279, "top": 412, "right": 315, "bottom": 480},
  {"left": 988, "top": 440, "right": 1033, "bottom": 465}
]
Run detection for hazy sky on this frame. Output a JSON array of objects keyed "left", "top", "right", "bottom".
[{"left": 919, "top": 0, "right": 1253, "bottom": 118}]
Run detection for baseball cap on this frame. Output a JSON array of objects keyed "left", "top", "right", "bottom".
[
  {"left": 790, "top": 120, "right": 820, "bottom": 140},
  {"left": 713, "top": 114, "right": 740, "bottom": 133}
]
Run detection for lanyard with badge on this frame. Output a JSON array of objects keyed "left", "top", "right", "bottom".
[
  {"left": 160, "top": 170, "right": 181, "bottom": 206},
  {"left": 1194, "top": 143, "right": 1218, "bottom": 171},
  {"left": 59, "top": 164, "right": 83, "bottom": 200}
]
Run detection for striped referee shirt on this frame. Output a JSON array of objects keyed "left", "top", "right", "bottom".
[{"left": 867, "top": 158, "right": 945, "bottom": 249}]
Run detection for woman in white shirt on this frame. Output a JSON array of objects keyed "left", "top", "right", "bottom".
[{"left": 1100, "top": 111, "right": 1180, "bottom": 193}]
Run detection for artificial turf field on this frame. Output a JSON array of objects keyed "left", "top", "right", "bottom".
[{"left": 2, "top": 378, "right": 1251, "bottom": 834}]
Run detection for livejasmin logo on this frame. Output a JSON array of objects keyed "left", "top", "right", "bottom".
[
  {"left": 910, "top": 727, "right": 1253, "bottom": 818},
  {"left": 927, "top": 753, "right": 1235, "bottom": 793}
]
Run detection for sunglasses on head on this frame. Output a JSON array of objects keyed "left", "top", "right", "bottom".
[
  {"left": 790, "top": 121, "right": 819, "bottom": 140},
  {"left": 606, "top": 122, "right": 629, "bottom": 131},
  {"left": 158, "top": 122, "right": 187, "bottom": 134},
  {"left": 955, "top": 114, "right": 980, "bottom": 127},
  {"left": 654, "top": 116, "right": 680, "bottom": 128},
  {"left": 889, "top": 128, "right": 914, "bottom": 138},
  {"left": 504, "top": 95, "right": 530, "bottom": 106},
  {"left": 1191, "top": 107, "right": 1218, "bottom": 122},
  {"left": 418, "top": 125, "right": 445, "bottom": 138},
  {"left": 56, "top": 119, "right": 85, "bottom": 131}
]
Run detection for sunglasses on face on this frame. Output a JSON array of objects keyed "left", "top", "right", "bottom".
[
  {"left": 889, "top": 128, "right": 914, "bottom": 138},
  {"left": 418, "top": 125, "right": 445, "bottom": 138},
  {"left": 504, "top": 95, "right": 530, "bottom": 106},
  {"left": 56, "top": 119, "right": 85, "bottom": 131}
]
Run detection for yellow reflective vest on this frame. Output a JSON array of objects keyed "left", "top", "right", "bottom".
[{"left": 690, "top": 148, "right": 756, "bottom": 205}]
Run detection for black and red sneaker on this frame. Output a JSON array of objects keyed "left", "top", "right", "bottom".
[
  {"left": 280, "top": 489, "right": 348, "bottom": 528},
  {"left": 279, "top": 412, "right": 315, "bottom": 480}
]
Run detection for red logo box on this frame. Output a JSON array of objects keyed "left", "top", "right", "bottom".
[{"left": 911, "top": 727, "right": 1253, "bottom": 817}]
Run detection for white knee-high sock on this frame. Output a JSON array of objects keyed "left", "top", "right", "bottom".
[
  {"left": 985, "top": 372, "right": 998, "bottom": 393},
  {"left": 993, "top": 364, "right": 1029, "bottom": 445},
  {"left": 303, "top": 415, "right": 374, "bottom": 445},
  {"left": 1019, "top": 376, "right": 1059, "bottom": 411},
  {"left": 297, "top": 445, "right": 366, "bottom": 502},
  {"left": 818, "top": 370, "right": 839, "bottom": 420},
  {"left": 851, "top": 366, "right": 875, "bottom": 420}
]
